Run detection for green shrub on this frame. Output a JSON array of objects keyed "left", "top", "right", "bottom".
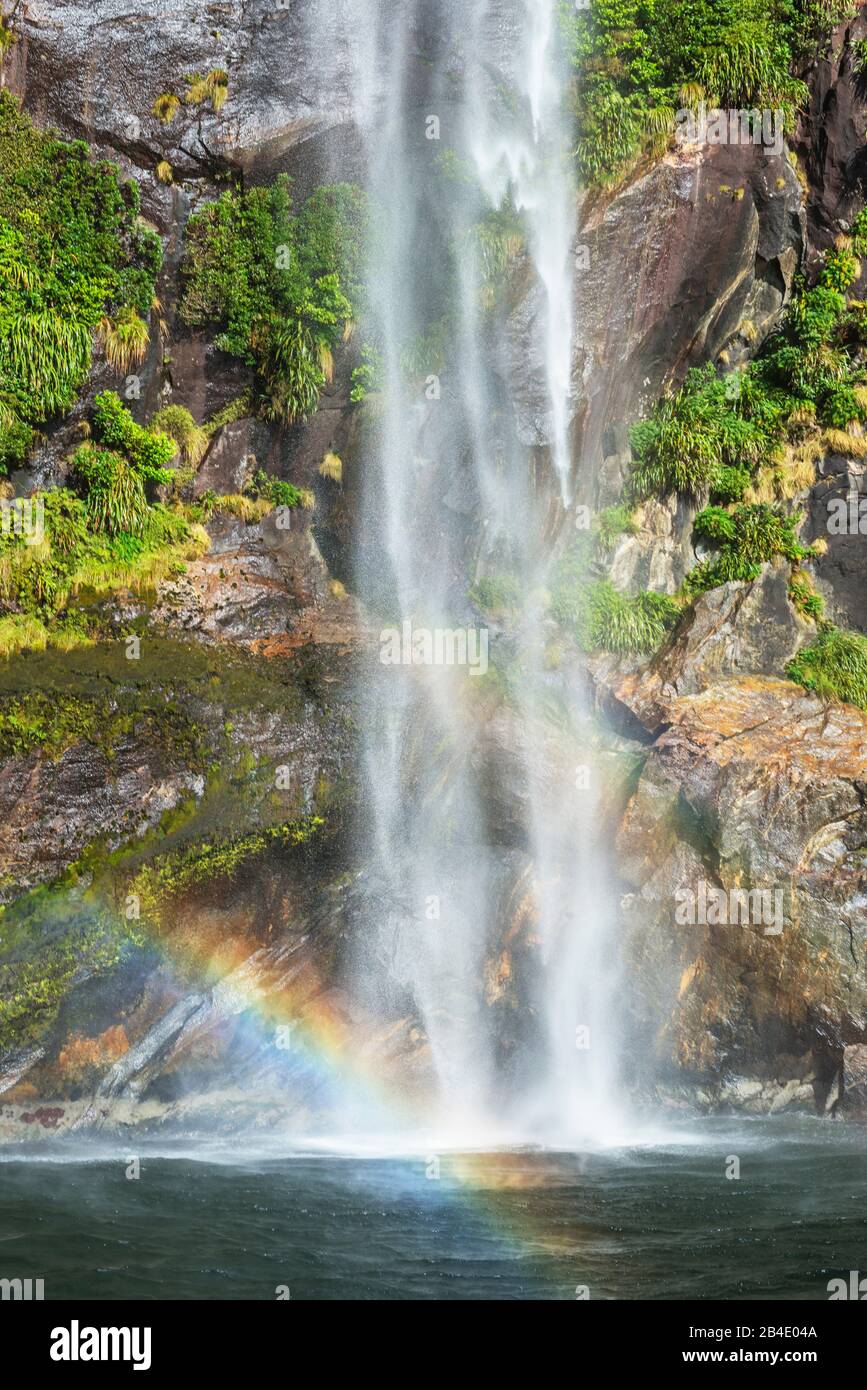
[
  {"left": 72, "top": 445, "right": 148, "bottom": 536},
  {"left": 91, "top": 391, "right": 176, "bottom": 481},
  {"left": 471, "top": 573, "right": 522, "bottom": 615},
  {"left": 786, "top": 625, "right": 867, "bottom": 708},
  {"left": 595, "top": 504, "right": 639, "bottom": 550},
  {"left": 0, "top": 483, "right": 200, "bottom": 638},
  {"left": 150, "top": 405, "right": 208, "bottom": 465},
  {"left": 350, "top": 342, "right": 384, "bottom": 403},
  {"left": 851, "top": 207, "right": 867, "bottom": 257},
  {"left": 179, "top": 176, "right": 364, "bottom": 424},
  {"left": 247, "top": 468, "right": 305, "bottom": 509},
  {"left": 0, "top": 93, "right": 161, "bottom": 467},
  {"left": 821, "top": 247, "right": 861, "bottom": 293},
  {"left": 788, "top": 569, "right": 825, "bottom": 620},
  {"left": 629, "top": 365, "right": 784, "bottom": 500},
  {"left": 686, "top": 502, "right": 813, "bottom": 593},
  {"left": 98, "top": 307, "right": 150, "bottom": 373},
  {"left": 561, "top": 0, "right": 845, "bottom": 186},
  {"left": 581, "top": 580, "right": 681, "bottom": 655}
]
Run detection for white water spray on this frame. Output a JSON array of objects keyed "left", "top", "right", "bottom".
[{"left": 306, "top": 0, "right": 625, "bottom": 1145}]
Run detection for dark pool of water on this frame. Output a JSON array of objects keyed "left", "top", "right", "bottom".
[{"left": 1, "top": 1118, "right": 865, "bottom": 1299}]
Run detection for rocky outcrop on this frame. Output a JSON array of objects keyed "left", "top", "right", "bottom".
[
  {"left": 566, "top": 141, "right": 804, "bottom": 491},
  {"left": 587, "top": 571, "right": 867, "bottom": 1113},
  {"left": 616, "top": 674, "right": 867, "bottom": 1108},
  {"left": 8, "top": 0, "right": 360, "bottom": 186},
  {"left": 148, "top": 510, "right": 361, "bottom": 650},
  {"left": 594, "top": 566, "right": 812, "bottom": 733},
  {"left": 804, "top": 452, "right": 867, "bottom": 634},
  {"left": 796, "top": 4, "right": 867, "bottom": 256}
]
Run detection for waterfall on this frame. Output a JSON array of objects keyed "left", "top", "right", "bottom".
[{"left": 307, "top": 0, "right": 625, "bottom": 1145}]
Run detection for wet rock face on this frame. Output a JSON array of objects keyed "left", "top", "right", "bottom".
[
  {"left": 11, "top": 0, "right": 359, "bottom": 181},
  {"left": 0, "top": 746, "right": 203, "bottom": 905},
  {"left": 615, "top": 675, "right": 867, "bottom": 1104},
  {"left": 565, "top": 142, "right": 804, "bottom": 490},
  {"left": 0, "top": 643, "right": 353, "bottom": 903},
  {"left": 796, "top": 7, "right": 867, "bottom": 254},
  {"left": 804, "top": 455, "right": 867, "bottom": 634},
  {"left": 150, "top": 511, "right": 359, "bottom": 647},
  {"left": 596, "top": 566, "right": 812, "bottom": 733}
]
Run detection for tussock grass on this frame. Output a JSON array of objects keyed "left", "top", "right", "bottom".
[
  {"left": 98, "top": 309, "right": 150, "bottom": 373},
  {"left": 319, "top": 452, "right": 343, "bottom": 484},
  {"left": 787, "top": 626, "right": 867, "bottom": 709},
  {"left": 150, "top": 406, "right": 209, "bottom": 466},
  {"left": 824, "top": 427, "right": 867, "bottom": 457},
  {"left": 152, "top": 94, "right": 180, "bottom": 125}
]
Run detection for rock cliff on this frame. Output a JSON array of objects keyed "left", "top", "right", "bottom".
[{"left": 1, "top": 2, "right": 866, "bottom": 1139}]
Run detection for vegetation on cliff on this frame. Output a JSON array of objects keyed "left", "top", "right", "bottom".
[
  {"left": 786, "top": 625, "right": 867, "bottom": 707},
  {"left": 630, "top": 248, "right": 867, "bottom": 508},
  {"left": 179, "top": 176, "right": 365, "bottom": 424},
  {"left": 620, "top": 230, "right": 867, "bottom": 705},
  {"left": 0, "top": 390, "right": 210, "bottom": 656},
  {"left": 0, "top": 93, "right": 162, "bottom": 467},
  {"left": 563, "top": 0, "right": 851, "bottom": 186}
]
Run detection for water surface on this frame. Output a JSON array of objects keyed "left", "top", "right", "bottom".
[{"left": 1, "top": 1118, "right": 865, "bottom": 1299}]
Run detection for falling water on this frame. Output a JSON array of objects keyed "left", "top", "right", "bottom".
[{"left": 306, "top": 0, "right": 625, "bottom": 1144}]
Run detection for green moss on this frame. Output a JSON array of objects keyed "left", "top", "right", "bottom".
[
  {"left": 0, "top": 688, "right": 206, "bottom": 764},
  {"left": 128, "top": 815, "right": 324, "bottom": 928},
  {"left": 0, "top": 902, "right": 142, "bottom": 1053}
]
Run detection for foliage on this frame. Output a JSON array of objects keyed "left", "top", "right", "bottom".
[
  {"left": 594, "top": 504, "right": 640, "bottom": 550},
  {"left": 850, "top": 207, "right": 867, "bottom": 257},
  {"left": 152, "top": 93, "right": 181, "bottom": 124},
  {"left": 630, "top": 248, "right": 867, "bottom": 507},
  {"left": 179, "top": 176, "right": 365, "bottom": 424},
  {"left": 91, "top": 391, "right": 176, "bottom": 481},
  {"left": 203, "top": 394, "right": 252, "bottom": 436},
  {"left": 786, "top": 625, "right": 867, "bottom": 708},
  {"left": 685, "top": 502, "right": 814, "bottom": 592},
  {"left": 150, "top": 405, "right": 209, "bottom": 465},
  {"left": 0, "top": 12, "right": 17, "bottom": 58},
  {"left": 471, "top": 572, "right": 523, "bottom": 616},
  {"left": 246, "top": 468, "right": 306, "bottom": 510},
  {"left": 350, "top": 342, "right": 384, "bottom": 402},
  {"left": 98, "top": 306, "right": 150, "bottom": 373},
  {"left": 0, "top": 93, "right": 160, "bottom": 467},
  {"left": 73, "top": 445, "right": 148, "bottom": 536},
  {"left": 0, "top": 486, "right": 203, "bottom": 644},
  {"left": 580, "top": 579, "right": 681, "bottom": 654},
  {"left": 561, "top": 0, "right": 848, "bottom": 186},
  {"left": 788, "top": 568, "right": 825, "bottom": 620},
  {"left": 629, "top": 365, "right": 785, "bottom": 501},
  {"left": 185, "top": 70, "right": 229, "bottom": 113},
  {"left": 468, "top": 204, "right": 525, "bottom": 307}
]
